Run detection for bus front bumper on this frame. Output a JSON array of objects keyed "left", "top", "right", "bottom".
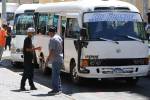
[{"left": 78, "top": 65, "right": 149, "bottom": 79}]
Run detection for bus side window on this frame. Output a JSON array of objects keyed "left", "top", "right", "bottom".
[
  {"left": 66, "top": 18, "right": 80, "bottom": 39},
  {"left": 38, "top": 14, "right": 48, "bottom": 35}
]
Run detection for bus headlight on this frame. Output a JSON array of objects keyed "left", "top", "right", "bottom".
[
  {"left": 133, "top": 58, "right": 149, "bottom": 65},
  {"left": 80, "top": 59, "right": 101, "bottom": 67},
  {"left": 80, "top": 59, "right": 89, "bottom": 68}
]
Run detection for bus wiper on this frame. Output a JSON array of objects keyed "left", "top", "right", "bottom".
[
  {"left": 99, "top": 37, "right": 119, "bottom": 44},
  {"left": 120, "top": 34, "right": 142, "bottom": 42}
]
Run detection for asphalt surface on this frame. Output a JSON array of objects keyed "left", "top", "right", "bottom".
[{"left": 1, "top": 50, "right": 150, "bottom": 100}]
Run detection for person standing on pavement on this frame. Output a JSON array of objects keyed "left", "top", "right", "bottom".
[
  {"left": 0, "top": 24, "right": 7, "bottom": 60},
  {"left": 46, "top": 26, "right": 63, "bottom": 95},
  {"left": 20, "top": 27, "right": 41, "bottom": 91},
  {"left": 5, "top": 23, "right": 12, "bottom": 50}
]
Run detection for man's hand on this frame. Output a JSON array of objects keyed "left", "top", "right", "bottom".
[{"left": 34, "top": 46, "right": 42, "bottom": 51}]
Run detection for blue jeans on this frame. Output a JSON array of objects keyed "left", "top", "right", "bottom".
[{"left": 52, "top": 61, "right": 62, "bottom": 91}]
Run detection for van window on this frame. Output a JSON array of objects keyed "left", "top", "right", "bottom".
[{"left": 66, "top": 18, "right": 80, "bottom": 39}]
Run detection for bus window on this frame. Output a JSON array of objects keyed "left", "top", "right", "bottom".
[
  {"left": 61, "top": 16, "right": 67, "bottom": 37},
  {"left": 53, "top": 15, "right": 59, "bottom": 31},
  {"left": 38, "top": 13, "right": 48, "bottom": 35},
  {"left": 47, "top": 14, "right": 53, "bottom": 31},
  {"left": 66, "top": 18, "right": 80, "bottom": 39}
]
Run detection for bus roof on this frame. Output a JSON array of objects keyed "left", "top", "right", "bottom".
[
  {"left": 0, "top": 3, "right": 19, "bottom": 13},
  {"left": 35, "top": 0, "right": 139, "bottom": 13},
  {"left": 15, "top": 4, "right": 42, "bottom": 14}
]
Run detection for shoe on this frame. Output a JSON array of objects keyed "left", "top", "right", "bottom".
[
  {"left": 20, "top": 88, "right": 26, "bottom": 91},
  {"left": 30, "top": 87, "right": 37, "bottom": 90},
  {"left": 48, "top": 90, "right": 62, "bottom": 95}
]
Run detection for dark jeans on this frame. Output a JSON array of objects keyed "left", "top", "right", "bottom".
[
  {"left": 0, "top": 46, "right": 4, "bottom": 60},
  {"left": 5, "top": 44, "right": 11, "bottom": 50},
  {"left": 5, "top": 36, "right": 11, "bottom": 50},
  {"left": 52, "top": 61, "right": 62, "bottom": 91},
  {"left": 20, "top": 61, "right": 35, "bottom": 88}
]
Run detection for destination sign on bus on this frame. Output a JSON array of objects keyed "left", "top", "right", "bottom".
[{"left": 83, "top": 12, "right": 142, "bottom": 22}]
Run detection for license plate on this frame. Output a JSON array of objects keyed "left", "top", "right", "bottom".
[
  {"left": 113, "top": 68, "right": 124, "bottom": 73},
  {"left": 113, "top": 68, "right": 133, "bottom": 74}
]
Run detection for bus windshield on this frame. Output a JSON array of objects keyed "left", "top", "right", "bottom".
[
  {"left": 14, "top": 14, "right": 35, "bottom": 35},
  {"left": 83, "top": 12, "right": 146, "bottom": 41}
]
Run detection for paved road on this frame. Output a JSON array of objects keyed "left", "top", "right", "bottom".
[
  {"left": 0, "top": 66, "right": 75, "bottom": 100},
  {"left": 2, "top": 50, "right": 150, "bottom": 100},
  {"left": 7, "top": 66, "right": 150, "bottom": 100}
]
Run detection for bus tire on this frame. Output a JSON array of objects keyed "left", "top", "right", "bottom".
[
  {"left": 70, "top": 60, "right": 81, "bottom": 84},
  {"left": 126, "top": 77, "right": 139, "bottom": 86}
]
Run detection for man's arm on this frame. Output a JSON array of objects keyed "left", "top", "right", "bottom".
[
  {"left": 26, "top": 47, "right": 41, "bottom": 52},
  {"left": 46, "top": 49, "right": 54, "bottom": 63}
]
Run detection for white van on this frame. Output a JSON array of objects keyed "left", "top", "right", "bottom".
[{"left": 11, "top": 4, "right": 42, "bottom": 63}]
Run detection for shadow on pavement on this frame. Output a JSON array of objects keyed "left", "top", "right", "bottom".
[
  {"left": 32, "top": 93, "right": 52, "bottom": 97},
  {"left": 11, "top": 89, "right": 31, "bottom": 93}
]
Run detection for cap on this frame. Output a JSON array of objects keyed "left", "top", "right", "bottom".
[
  {"left": 48, "top": 26, "right": 56, "bottom": 32},
  {"left": 27, "top": 27, "right": 35, "bottom": 33}
]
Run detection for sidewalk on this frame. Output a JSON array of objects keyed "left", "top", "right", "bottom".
[{"left": 0, "top": 66, "right": 75, "bottom": 100}]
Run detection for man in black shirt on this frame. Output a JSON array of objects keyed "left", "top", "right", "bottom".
[{"left": 20, "top": 27, "right": 41, "bottom": 91}]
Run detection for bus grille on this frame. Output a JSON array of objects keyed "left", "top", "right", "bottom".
[{"left": 86, "top": 58, "right": 149, "bottom": 66}]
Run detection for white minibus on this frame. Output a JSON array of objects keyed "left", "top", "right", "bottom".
[
  {"left": 34, "top": 0, "right": 149, "bottom": 85},
  {"left": 11, "top": 4, "right": 42, "bottom": 63},
  {"left": 15, "top": 0, "right": 150, "bottom": 85}
]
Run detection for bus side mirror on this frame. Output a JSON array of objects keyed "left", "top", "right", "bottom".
[{"left": 80, "top": 28, "right": 87, "bottom": 39}]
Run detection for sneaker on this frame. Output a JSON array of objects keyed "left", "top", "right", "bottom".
[
  {"left": 30, "top": 87, "right": 37, "bottom": 90},
  {"left": 48, "top": 90, "right": 62, "bottom": 95}
]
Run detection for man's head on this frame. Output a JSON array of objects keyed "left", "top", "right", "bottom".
[
  {"left": 48, "top": 26, "right": 56, "bottom": 37},
  {"left": 27, "top": 27, "right": 35, "bottom": 37},
  {"left": 2, "top": 24, "right": 7, "bottom": 30}
]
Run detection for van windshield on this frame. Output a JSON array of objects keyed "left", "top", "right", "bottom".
[{"left": 83, "top": 12, "right": 147, "bottom": 41}]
